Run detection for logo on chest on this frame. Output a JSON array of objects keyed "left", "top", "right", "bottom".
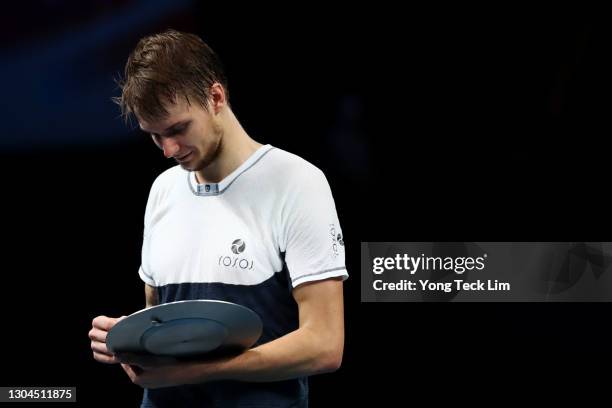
[{"left": 218, "top": 239, "right": 254, "bottom": 270}]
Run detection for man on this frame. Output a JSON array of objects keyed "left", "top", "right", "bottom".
[{"left": 88, "top": 29, "right": 347, "bottom": 407}]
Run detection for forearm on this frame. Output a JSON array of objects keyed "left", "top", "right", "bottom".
[
  {"left": 120, "top": 280, "right": 345, "bottom": 389},
  {"left": 190, "top": 326, "right": 343, "bottom": 383}
]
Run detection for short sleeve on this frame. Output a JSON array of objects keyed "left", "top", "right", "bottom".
[
  {"left": 138, "top": 177, "right": 160, "bottom": 287},
  {"left": 138, "top": 265, "right": 155, "bottom": 286},
  {"left": 282, "top": 167, "right": 348, "bottom": 288}
]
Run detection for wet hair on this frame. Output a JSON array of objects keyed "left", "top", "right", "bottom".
[{"left": 113, "top": 29, "right": 229, "bottom": 124}]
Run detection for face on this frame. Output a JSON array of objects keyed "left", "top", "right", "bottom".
[{"left": 137, "top": 96, "right": 223, "bottom": 171}]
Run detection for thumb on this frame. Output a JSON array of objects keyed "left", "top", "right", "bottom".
[{"left": 109, "top": 316, "right": 127, "bottom": 328}]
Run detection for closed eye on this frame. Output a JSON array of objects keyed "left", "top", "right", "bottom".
[
  {"left": 152, "top": 127, "right": 184, "bottom": 139},
  {"left": 143, "top": 120, "right": 191, "bottom": 138},
  {"left": 166, "top": 125, "right": 186, "bottom": 136}
]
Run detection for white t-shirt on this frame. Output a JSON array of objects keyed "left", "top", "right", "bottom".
[{"left": 139, "top": 144, "right": 347, "bottom": 290}]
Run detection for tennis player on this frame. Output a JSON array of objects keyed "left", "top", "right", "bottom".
[{"left": 89, "top": 29, "right": 347, "bottom": 407}]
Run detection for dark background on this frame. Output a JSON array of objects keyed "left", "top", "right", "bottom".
[{"left": 1, "top": 2, "right": 610, "bottom": 406}]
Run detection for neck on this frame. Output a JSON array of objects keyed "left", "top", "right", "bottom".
[{"left": 195, "top": 108, "right": 262, "bottom": 184}]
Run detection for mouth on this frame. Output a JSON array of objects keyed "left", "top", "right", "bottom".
[{"left": 175, "top": 152, "right": 192, "bottom": 163}]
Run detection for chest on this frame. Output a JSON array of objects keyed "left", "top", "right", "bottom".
[{"left": 144, "top": 195, "right": 282, "bottom": 286}]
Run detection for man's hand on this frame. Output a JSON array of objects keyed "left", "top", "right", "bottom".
[
  {"left": 90, "top": 315, "right": 213, "bottom": 388},
  {"left": 118, "top": 353, "right": 204, "bottom": 389},
  {"left": 89, "top": 315, "right": 126, "bottom": 364},
  {"left": 116, "top": 353, "right": 179, "bottom": 369}
]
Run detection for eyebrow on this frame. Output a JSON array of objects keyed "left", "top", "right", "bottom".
[{"left": 140, "top": 120, "right": 190, "bottom": 135}]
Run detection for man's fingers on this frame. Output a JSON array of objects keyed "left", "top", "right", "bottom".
[
  {"left": 92, "top": 315, "right": 126, "bottom": 331},
  {"left": 93, "top": 351, "right": 120, "bottom": 364},
  {"left": 121, "top": 363, "right": 144, "bottom": 385},
  {"left": 88, "top": 327, "right": 108, "bottom": 343},
  {"left": 90, "top": 340, "right": 112, "bottom": 356},
  {"left": 90, "top": 315, "right": 128, "bottom": 364},
  {"left": 117, "top": 353, "right": 177, "bottom": 368},
  {"left": 89, "top": 315, "right": 128, "bottom": 342},
  {"left": 92, "top": 316, "right": 113, "bottom": 331},
  {"left": 121, "top": 363, "right": 133, "bottom": 375}
]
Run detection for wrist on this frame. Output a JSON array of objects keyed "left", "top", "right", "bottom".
[{"left": 186, "top": 358, "right": 226, "bottom": 384}]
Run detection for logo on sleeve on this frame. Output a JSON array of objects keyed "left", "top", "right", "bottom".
[{"left": 329, "top": 224, "right": 344, "bottom": 257}]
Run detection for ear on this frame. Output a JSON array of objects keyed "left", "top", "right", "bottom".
[{"left": 208, "top": 83, "right": 227, "bottom": 114}]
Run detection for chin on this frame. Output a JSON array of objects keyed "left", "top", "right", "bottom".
[
  {"left": 193, "top": 153, "right": 219, "bottom": 171},
  {"left": 177, "top": 157, "right": 198, "bottom": 171}
]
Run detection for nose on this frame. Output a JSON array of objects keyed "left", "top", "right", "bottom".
[{"left": 160, "top": 137, "right": 180, "bottom": 159}]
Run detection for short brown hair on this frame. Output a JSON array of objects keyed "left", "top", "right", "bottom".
[{"left": 113, "top": 29, "right": 229, "bottom": 124}]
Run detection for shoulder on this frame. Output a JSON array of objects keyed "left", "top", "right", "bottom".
[
  {"left": 150, "top": 165, "right": 185, "bottom": 192},
  {"left": 145, "top": 165, "right": 186, "bottom": 206},
  {"left": 262, "top": 147, "right": 336, "bottom": 216},
  {"left": 264, "top": 146, "right": 326, "bottom": 185}
]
